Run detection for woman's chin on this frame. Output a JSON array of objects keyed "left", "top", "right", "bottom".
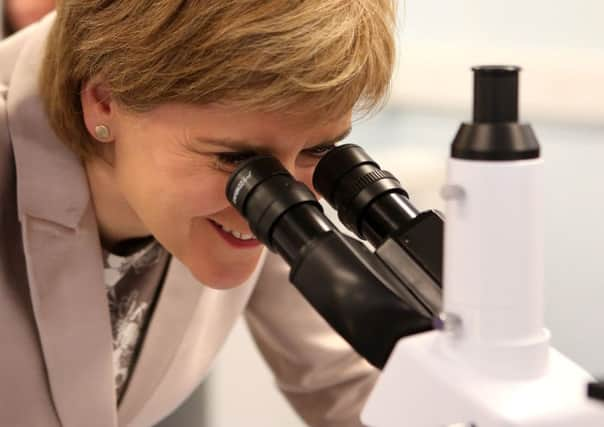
[{"left": 185, "top": 252, "right": 263, "bottom": 290}]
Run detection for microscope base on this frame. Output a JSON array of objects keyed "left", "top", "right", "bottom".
[{"left": 362, "top": 331, "right": 604, "bottom": 426}]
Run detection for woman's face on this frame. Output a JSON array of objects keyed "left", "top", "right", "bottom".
[{"left": 99, "top": 103, "right": 352, "bottom": 289}]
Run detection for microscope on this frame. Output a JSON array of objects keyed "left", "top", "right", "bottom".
[{"left": 226, "top": 66, "right": 604, "bottom": 425}]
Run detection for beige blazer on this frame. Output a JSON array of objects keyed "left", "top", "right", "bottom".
[{"left": 0, "top": 14, "right": 377, "bottom": 427}]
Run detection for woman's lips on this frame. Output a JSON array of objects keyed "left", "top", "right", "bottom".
[{"left": 208, "top": 220, "right": 261, "bottom": 249}]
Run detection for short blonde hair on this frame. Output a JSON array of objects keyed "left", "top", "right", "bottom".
[{"left": 40, "top": 0, "right": 397, "bottom": 158}]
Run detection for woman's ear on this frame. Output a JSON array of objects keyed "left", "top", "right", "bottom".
[{"left": 81, "top": 78, "right": 116, "bottom": 143}]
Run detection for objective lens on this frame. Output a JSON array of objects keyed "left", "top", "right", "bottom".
[
  {"left": 313, "top": 144, "right": 419, "bottom": 248},
  {"left": 225, "top": 155, "right": 333, "bottom": 265}
]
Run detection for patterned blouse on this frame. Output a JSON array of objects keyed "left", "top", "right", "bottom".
[{"left": 102, "top": 238, "right": 169, "bottom": 403}]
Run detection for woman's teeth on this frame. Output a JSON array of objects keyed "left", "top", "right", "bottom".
[{"left": 216, "top": 222, "right": 256, "bottom": 241}]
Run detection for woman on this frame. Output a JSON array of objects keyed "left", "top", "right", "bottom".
[{"left": 0, "top": 1, "right": 395, "bottom": 426}]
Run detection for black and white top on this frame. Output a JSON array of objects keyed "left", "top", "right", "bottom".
[{"left": 102, "top": 238, "right": 169, "bottom": 402}]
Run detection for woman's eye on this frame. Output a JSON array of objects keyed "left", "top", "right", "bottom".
[
  {"left": 214, "top": 151, "right": 256, "bottom": 171},
  {"left": 304, "top": 144, "right": 336, "bottom": 158},
  {"left": 212, "top": 144, "right": 337, "bottom": 172}
]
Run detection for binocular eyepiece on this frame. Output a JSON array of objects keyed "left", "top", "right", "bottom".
[
  {"left": 225, "top": 144, "right": 437, "bottom": 369},
  {"left": 225, "top": 155, "right": 333, "bottom": 265},
  {"left": 226, "top": 144, "right": 419, "bottom": 256}
]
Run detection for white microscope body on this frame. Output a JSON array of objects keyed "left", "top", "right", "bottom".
[{"left": 362, "top": 67, "right": 604, "bottom": 426}]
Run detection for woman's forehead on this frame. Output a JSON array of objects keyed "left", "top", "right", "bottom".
[{"left": 140, "top": 102, "right": 352, "bottom": 131}]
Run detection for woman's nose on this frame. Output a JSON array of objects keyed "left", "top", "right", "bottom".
[
  {"left": 276, "top": 156, "right": 296, "bottom": 174},
  {"left": 275, "top": 156, "right": 315, "bottom": 193}
]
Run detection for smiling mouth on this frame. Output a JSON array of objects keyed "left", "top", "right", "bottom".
[{"left": 209, "top": 219, "right": 257, "bottom": 241}]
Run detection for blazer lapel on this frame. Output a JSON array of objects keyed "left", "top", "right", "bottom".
[
  {"left": 117, "top": 259, "right": 203, "bottom": 425},
  {"left": 117, "top": 251, "right": 266, "bottom": 426},
  {"left": 20, "top": 211, "right": 118, "bottom": 427},
  {"left": 7, "top": 14, "right": 117, "bottom": 427}
]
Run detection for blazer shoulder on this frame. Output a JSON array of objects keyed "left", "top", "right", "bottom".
[
  {"left": 0, "top": 25, "right": 33, "bottom": 159},
  {"left": 0, "top": 21, "right": 42, "bottom": 85},
  {"left": 0, "top": 21, "right": 45, "bottom": 166}
]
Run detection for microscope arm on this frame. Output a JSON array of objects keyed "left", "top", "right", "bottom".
[{"left": 287, "top": 227, "right": 433, "bottom": 369}]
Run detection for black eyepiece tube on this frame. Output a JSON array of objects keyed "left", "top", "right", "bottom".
[
  {"left": 472, "top": 65, "right": 520, "bottom": 123},
  {"left": 362, "top": 193, "right": 419, "bottom": 246},
  {"left": 270, "top": 204, "right": 333, "bottom": 265},
  {"left": 313, "top": 144, "right": 419, "bottom": 247}
]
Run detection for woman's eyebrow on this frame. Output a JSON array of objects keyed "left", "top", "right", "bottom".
[
  {"left": 195, "top": 127, "right": 352, "bottom": 151},
  {"left": 193, "top": 137, "right": 260, "bottom": 152},
  {"left": 311, "top": 127, "right": 352, "bottom": 147}
]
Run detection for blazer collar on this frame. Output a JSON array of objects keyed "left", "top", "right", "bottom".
[
  {"left": 6, "top": 12, "right": 89, "bottom": 229},
  {"left": 6, "top": 15, "right": 118, "bottom": 427}
]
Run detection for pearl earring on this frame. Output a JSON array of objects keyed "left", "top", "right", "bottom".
[{"left": 94, "top": 124, "right": 111, "bottom": 141}]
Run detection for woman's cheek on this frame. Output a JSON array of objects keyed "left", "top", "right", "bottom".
[
  {"left": 181, "top": 175, "right": 231, "bottom": 216},
  {"left": 295, "top": 167, "right": 316, "bottom": 191}
]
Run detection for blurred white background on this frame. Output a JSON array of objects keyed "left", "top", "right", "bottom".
[{"left": 160, "top": 1, "right": 604, "bottom": 426}]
